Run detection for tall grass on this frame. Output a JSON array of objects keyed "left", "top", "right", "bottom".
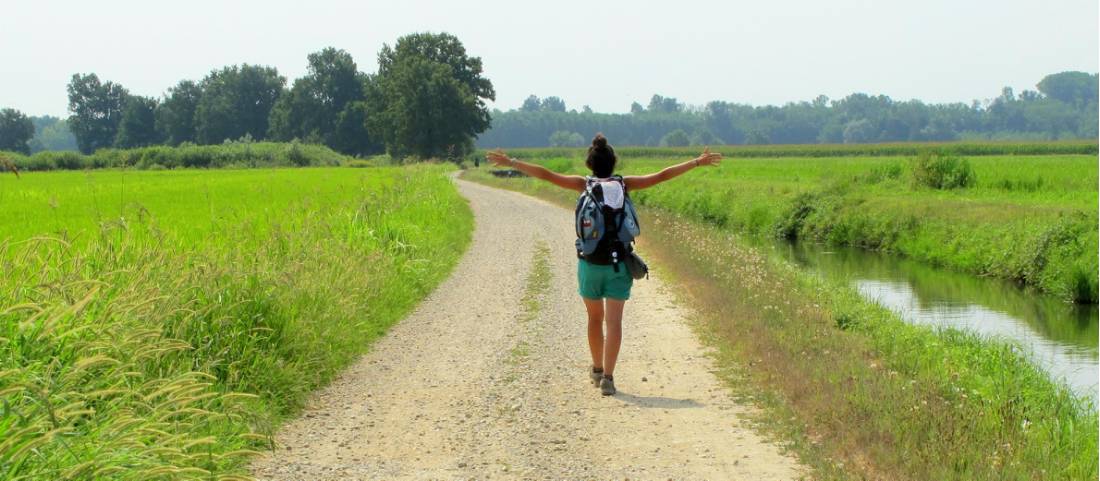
[
  {"left": 644, "top": 213, "right": 1097, "bottom": 481},
  {"left": 0, "top": 141, "right": 351, "bottom": 172},
  {"left": 0, "top": 165, "right": 472, "bottom": 479}
]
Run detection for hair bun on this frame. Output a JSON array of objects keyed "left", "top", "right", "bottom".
[{"left": 592, "top": 133, "right": 608, "bottom": 149}]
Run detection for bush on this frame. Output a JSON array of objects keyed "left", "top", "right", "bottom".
[{"left": 910, "top": 152, "right": 975, "bottom": 189}]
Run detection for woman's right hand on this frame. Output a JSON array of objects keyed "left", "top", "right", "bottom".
[
  {"left": 694, "top": 147, "right": 722, "bottom": 167},
  {"left": 485, "top": 149, "right": 514, "bottom": 168}
]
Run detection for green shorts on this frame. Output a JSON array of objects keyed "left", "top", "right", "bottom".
[{"left": 577, "top": 258, "right": 633, "bottom": 300}]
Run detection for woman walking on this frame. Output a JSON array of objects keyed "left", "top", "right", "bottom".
[{"left": 486, "top": 134, "right": 721, "bottom": 395}]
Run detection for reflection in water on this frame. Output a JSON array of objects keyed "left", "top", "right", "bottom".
[{"left": 771, "top": 242, "right": 1099, "bottom": 398}]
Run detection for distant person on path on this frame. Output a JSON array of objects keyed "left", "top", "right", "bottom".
[{"left": 486, "top": 134, "right": 721, "bottom": 395}]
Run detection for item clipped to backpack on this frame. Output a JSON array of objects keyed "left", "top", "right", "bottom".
[{"left": 574, "top": 175, "right": 648, "bottom": 280}]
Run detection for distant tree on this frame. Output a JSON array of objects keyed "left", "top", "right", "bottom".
[
  {"left": 155, "top": 80, "right": 202, "bottom": 145},
  {"left": 115, "top": 96, "right": 161, "bottom": 148},
  {"left": 67, "top": 73, "right": 129, "bottom": 153},
  {"left": 28, "top": 116, "right": 78, "bottom": 152},
  {"left": 548, "top": 130, "right": 585, "bottom": 147},
  {"left": 475, "top": 71, "right": 1098, "bottom": 148},
  {"left": 540, "top": 96, "right": 566, "bottom": 112},
  {"left": 582, "top": 105, "right": 593, "bottom": 114},
  {"left": 367, "top": 32, "right": 495, "bottom": 159},
  {"left": 647, "top": 94, "right": 682, "bottom": 113},
  {"left": 690, "top": 129, "right": 722, "bottom": 146},
  {"left": 660, "top": 128, "right": 690, "bottom": 147},
  {"left": 1037, "top": 71, "right": 1099, "bottom": 106},
  {"left": 520, "top": 95, "right": 541, "bottom": 112},
  {"left": 745, "top": 130, "right": 770, "bottom": 145},
  {"left": 842, "top": 119, "right": 876, "bottom": 143},
  {"left": 0, "top": 108, "right": 34, "bottom": 154},
  {"left": 195, "top": 64, "right": 285, "bottom": 144}
]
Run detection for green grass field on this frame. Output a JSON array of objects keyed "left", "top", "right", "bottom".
[
  {"left": 0, "top": 165, "right": 472, "bottom": 479},
  {"left": 481, "top": 150, "right": 1098, "bottom": 302}
]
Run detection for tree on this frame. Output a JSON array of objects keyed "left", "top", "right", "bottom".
[
  {"left": 331, "top": 100, "right": 382, "bottom": 156},
  {"left": 647, "top": 94, "right": 682, "bottom": 113},
  {"left": 842, "top": 119, "right": 875, "bottom": 143},
  {"left": 195, "top": 64, "right": 285, "bottom": 144},
  {"left": 368, "top": 32, "right": 495, "bottom": 159},
  {"left": 67, "top": 73, "right": 129, "bottom": 153},
  {"left": 156, "top": 80, "right": 202, "bottom": 145},
  {"left": 0, "top": 108, "right": 34, "bottom": 154},
  {"left": 267, "top": 48, "right": 377, "bottom": 155},
  {"left": 28, "top": 116, "right": 78, "bottom": 152},
  {"left": 115, "top": 96, "right": 161, "bottom": 148},
  {"left": 548, "top": 130, "right": 585, "bottom": 147},
  {"left": 630, "top": 102, "right": 644, "bottom": 114},
  {"left": 540, "top": 96, "right": 566, "bottom": 112},
  {"left": 1037, "top": 71, "right": 1099, "bottom": 107},
  {"left": 660, "top": 129, "right": 690, "bottom": 147},
  {"left": 520, "top": 95, "right": 541, "bottom": 112}
]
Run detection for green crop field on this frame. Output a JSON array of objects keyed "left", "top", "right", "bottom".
[
  {"left": 477, "top": 148, "right": 1098, "bottom": 302},
  {"left": 0, "top": 165, "right": 472, "bottom": 479}
]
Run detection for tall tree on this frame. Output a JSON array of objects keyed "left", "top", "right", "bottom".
[
  {"left": 195, "top": 64, "right": 285, "bottom": 144},
  {"left": 647, "top": 94, "right": 682, "bottom": 113},
  {"left": 268, "top": 48, "right": 377, "bottom": 155},
  {"left": 115, "top": 96, "right": 161, "bottom": 148},
  {"left": 520, "top": 95, "right": 541, "bottom": 112},
  {"left": 368, "top": 32, "right": 495, "bottom": 159},
  {"left": 67, "top": 73, "right": 129, "bottom": 153},
  {"left": 540, "top": 96, "right": 566, "bottom": 112},
  {"left": 156, "top": 80, "right": 202, "bottom": 145},
  {"left": 0, "top": 108, "right": 35, "bottom": 154},
  {"left": 1037, "top": 71, "right": 1099, "bottom": 107}
]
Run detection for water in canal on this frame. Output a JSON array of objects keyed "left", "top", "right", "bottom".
[{"left": 769, "top": 241, "right": 1098, "bottom": 399}]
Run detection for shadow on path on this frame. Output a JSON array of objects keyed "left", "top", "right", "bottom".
[{"left": 613, "top": 392, "right": 704, "bottom": 409}]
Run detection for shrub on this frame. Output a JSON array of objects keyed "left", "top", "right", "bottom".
[{"left": 910, "top": 152, "right": 975, "bottom": 189}]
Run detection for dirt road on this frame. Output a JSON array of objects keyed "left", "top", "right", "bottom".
[{"left": 251, "top": 178, "right": 805, "bottom": 480}]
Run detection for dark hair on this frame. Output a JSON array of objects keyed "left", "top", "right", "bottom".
[{"left": 585, "top": 133, "right": 617, "bottom": 178}]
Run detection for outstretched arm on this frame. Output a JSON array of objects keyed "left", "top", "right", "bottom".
[
  {"left": 623, "top": 147, "right": 722, "bottom": 191},
  {"left": 485, "top": 149, "right": 586, "bottom": 192}
]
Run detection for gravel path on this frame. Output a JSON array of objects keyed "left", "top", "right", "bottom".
[{"left": 251, "top": 178, "right": 805, "bottom": 480}]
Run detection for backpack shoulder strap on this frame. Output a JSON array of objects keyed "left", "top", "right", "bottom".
[{"left": 610, "top": 174, "right": 627, "bottom": 194}]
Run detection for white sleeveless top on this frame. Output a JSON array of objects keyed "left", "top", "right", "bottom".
[{"left": 595, "top": 178, "right": 625, "bottom": 209}]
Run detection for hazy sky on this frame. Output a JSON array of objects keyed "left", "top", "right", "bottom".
[{"left": 2, "top": 0, "right": 1097, "bottom": 117}]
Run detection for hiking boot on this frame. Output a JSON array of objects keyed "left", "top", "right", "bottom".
[
  {"left": 599, "top": 375, "right": 616, "bottom": 396},
  {"left": 590, "top": 367, "right": 604, "bottom": 387}
]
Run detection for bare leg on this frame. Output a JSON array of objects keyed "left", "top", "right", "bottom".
[
  {"left": 603, "top": 299, "right": 625, "bottom": 376},
  {"left": 583, "top": 298, "right": 605, "bottom": 369}
]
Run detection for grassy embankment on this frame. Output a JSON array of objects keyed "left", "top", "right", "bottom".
[
  {"left": 0, "top": 141, "right": 388, "bottom": 173},
  {"left": 491, "top": 146, "right": 1098, "bottom": 303},
  {"left": 461, "top": 153, "right": 1098, "bottom": 481},
  {"left": 0, "top": 164, "right": 472, "bottom": 479}
]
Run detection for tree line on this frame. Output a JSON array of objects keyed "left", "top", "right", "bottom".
[
  {"left": 477, "top": 72, "right": 1099, "bottom": 148},
  {"left": 0, "top": 33, "right": 495, "bottom": 159}
]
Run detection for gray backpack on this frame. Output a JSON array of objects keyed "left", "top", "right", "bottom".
[{"left": 575, "top": 176, "right": 641, "bottom": 265}]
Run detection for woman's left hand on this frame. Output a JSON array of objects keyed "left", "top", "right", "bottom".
[
  {"left": 485, "top": 149, "right": 514, "bottom": 167},
  {"left": 695, "top": 147, "right": 722, "bottom": 167}
]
